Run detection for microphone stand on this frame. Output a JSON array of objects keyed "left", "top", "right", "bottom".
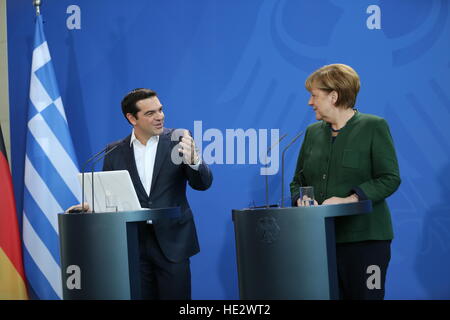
[
  {"left": 90, "top": 145, "right": 119, "bottom": 213},
  {"left": 265, "top": 133, "right": 287, "bottom": 208},
  {"left": 81, "top": 146, "right": 109, "bottom": 213},
  {"left": 281, "top": 131, "right": 304, "bottom": 208}
]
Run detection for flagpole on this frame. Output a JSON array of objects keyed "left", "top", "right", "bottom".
[
  {"left": 33, "top": 0, "right": 41, "bottom": 16},
  {"left": 25, "top": 0, "right": 82, "bottom": 298}
]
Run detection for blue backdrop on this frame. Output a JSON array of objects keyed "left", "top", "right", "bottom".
[{"left": 7, "top": 0, "right": 450, "bottom": 299}]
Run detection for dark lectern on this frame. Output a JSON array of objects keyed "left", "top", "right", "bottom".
[
  {"left": 232, "top": 201, "right": 372, "bottom": 300},
  {"left": 58, "top": 207, "right": 180, "bottom": 300}
]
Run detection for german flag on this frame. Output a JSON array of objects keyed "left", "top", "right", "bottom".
[{"left": 0, "top": 124, "right": 28, "bottom": 299}]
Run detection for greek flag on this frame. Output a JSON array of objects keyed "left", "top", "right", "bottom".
[{"left": 23, "top": 15, "right": 81, "bottom": 300}]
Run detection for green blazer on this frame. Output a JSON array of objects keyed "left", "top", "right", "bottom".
[{"left": 290, "top": 111, "right": 401, "bottom": 243}]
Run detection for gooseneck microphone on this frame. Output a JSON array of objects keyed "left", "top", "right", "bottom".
[
  {"left": 89, "top": 144, "right": 119, "bottom": 213},
  {"left": 79, "top": 144, "right": 119, "bottom": 213},
  {"left": 280, "top": 131, "right": 304, "bottom": 208},
  {"left": 265, "top": 133, "right": 287, "bottom": 208},
  {"left": 81, "top": 146, "right": 109, "bottom": 213}
]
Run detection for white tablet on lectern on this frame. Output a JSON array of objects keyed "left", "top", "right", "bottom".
[{"left": 78, "top": 170, "right": 142, "bottom": 212}]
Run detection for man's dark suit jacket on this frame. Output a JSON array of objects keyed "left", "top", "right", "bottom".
[{"left": 102, "top": 128, "right": 213, "bottom": 263}]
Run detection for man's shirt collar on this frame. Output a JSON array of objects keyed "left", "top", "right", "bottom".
[{"left": 130, "top": 129, "right": 159, "bottom": 147}]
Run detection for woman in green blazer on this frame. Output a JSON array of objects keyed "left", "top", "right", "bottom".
[{"left": 290, "top": 64, "right": 401, "bottom": 300}]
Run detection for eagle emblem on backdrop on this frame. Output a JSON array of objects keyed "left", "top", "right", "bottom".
[{"left": 257, "top": 216, "right": 280, "bottom": 244}]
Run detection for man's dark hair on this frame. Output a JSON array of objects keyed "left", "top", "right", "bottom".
[{"left": 121, "top": 88, "right": 158, "bottom": 124}]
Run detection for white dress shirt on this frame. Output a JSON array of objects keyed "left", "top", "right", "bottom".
[{"left": 130, "top": 130, "right": 159, "bottom": 196}]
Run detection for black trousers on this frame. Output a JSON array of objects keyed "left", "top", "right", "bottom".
[
  {"left": 137, "top": 223, "right": 191, "bottom": 300},
  {"left": 336, "top": 240, "right": 391, "bottom": 300}
]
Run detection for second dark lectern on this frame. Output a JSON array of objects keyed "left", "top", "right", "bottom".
[
  {"left": 232, "top": 201, "right": 372, "bottom": 300},
  {"left": 58, "top": 207, "right": 180, "bottom": 300}
]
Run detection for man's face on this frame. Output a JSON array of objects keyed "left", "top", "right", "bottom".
[{"left": 128, "top": 96, "right": 165, "bottom": 138}]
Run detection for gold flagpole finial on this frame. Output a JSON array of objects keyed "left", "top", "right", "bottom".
[{"left": 33, "top": 0, "right": 41, "bottom": 16}]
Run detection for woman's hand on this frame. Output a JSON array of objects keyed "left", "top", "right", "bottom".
[
  {"left": 296, "top": 196, "right": 319, "bottom": 207},
  {"left": 322, "top": 194, "right": 359, "bottom": 205}
]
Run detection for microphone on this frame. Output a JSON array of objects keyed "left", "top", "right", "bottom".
[
  {"left": 265, "top": 133, "right": 287, "bottom": 208},
  {"left": 280, "top": 131, "right": 304, "bottom": 208},
  {"left": 79, "top": 146, "right": 110, "bottom": 213},
  {"left": 89, "top": 144, "right": 119, "bottom": 213}
]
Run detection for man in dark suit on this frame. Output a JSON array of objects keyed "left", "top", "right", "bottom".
[{"left": 102, "top": 88, "right": 213, "bottom": 299}]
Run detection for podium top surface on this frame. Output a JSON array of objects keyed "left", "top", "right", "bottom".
[
  {"left": 232, "top": 200, "right": 372, "bottom": 219},
  {"left": 58, "top": 207, "right": 181, "bottom": 223}
]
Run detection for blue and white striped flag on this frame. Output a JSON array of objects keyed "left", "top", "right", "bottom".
[{"left": 23, "top": 15, "right": 81, "bottom": 300}]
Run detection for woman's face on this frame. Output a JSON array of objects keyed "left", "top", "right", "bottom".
[{"left": 307, "top": 87, "right": 337, "bottom": 121}]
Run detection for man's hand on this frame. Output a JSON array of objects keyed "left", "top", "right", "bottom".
[
  {"left": 65, "top": 202, "right": 90, "bottom": 213},
  {"left": 178, "top": 130, "right": 199, "bottom": 165}
]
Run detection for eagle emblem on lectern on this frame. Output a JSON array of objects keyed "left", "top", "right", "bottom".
[{"left": 257, "top": 216, "right": 280, "bottom": 244}]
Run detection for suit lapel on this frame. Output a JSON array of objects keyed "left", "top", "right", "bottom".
[
  {"left": 150, "top": 129, "right": 172, "bottom": 194},
  {"left": 121, "top": 135, "right": 148, "bottom": 200}
]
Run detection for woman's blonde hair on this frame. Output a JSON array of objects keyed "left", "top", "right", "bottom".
[{"left": 305, "top": 64, "right": 360, "bottom": 109}]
